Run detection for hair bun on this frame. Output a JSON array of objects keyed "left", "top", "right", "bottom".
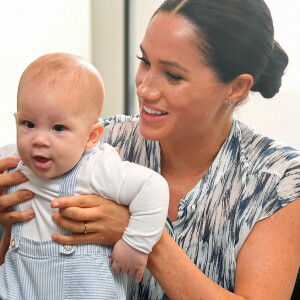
[{"left": 251, "top": 41, "right": 288, "bottom": 98}]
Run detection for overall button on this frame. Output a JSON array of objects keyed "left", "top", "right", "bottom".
[
  {"left": 64, "top": 244, "right": 73, "bottom": 251},
  {"left": 11, "top": 238, "right": 16, "bottom": 248}
]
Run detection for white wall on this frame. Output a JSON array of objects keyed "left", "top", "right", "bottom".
[
  {"left": 129, "top": 0, "right": 162, "bottom": 114},
  {"left": 236, "top": 0, "right": 300, "bottom": 150},
  {"left": 91, "top": 0, "right": 125, "bottom": 118},
  {"left": 0, "top": 0, "right": 299, "bottom": 151},
  {"left": 0, "top": 0, "right": 91, "bottom": 147}
]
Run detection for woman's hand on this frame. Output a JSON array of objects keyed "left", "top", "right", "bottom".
[
  {"left": 0, "top": 157, "right": 35, "bottom": 233},
  {"left": 51, "top": 195, "right": 130, "bottom": 246}
]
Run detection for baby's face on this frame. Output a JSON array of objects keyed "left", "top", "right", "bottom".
[{"left": 15, "top": 81, "right": 95, "bottom": 179}]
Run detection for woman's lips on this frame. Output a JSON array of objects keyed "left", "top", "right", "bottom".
[
  {"left": 140, "top": 105, "right": 168, "bottom": 123},
  {"left": 143, "top": 105, "right": 167, "bottom": 115},
  {"left": 33, "top": 156, "right": 52, "bottom": 169}
]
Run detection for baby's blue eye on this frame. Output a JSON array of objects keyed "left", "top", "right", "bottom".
[
  {"left": 24, "top": 121, "right": 35, "bottom": 128},
  {"left": 53, "top": 125, "right": 65, "bottom": 132}
]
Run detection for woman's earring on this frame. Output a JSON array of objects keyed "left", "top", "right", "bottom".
[{"left": 228, "top": 100, "right": 232, "bottom": 106}]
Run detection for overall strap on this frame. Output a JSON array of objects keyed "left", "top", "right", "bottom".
[{"left": 59, "top": 148, "right": 98, "bottom": 254}]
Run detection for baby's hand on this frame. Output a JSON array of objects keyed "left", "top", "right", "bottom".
[{"left": 110, "top": 239, "right": 148, "bottom": 283}]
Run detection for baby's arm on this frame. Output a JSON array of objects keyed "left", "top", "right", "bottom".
[
  {"left": 114, "top": 165, "right": 169, "bottom": 282},
  {"left": 86, "top": 145, "right": 169, "bottom": 281}
]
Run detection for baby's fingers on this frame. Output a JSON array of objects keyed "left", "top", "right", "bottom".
[
  {"left": 135, "top": 267, "right": 146, "bottom": 283},
  {"left": 111, "top": 261, "right": 121, "bottom": 274}
]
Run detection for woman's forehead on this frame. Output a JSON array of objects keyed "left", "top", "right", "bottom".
[{"left": 142, "top": 12, "right": 205, "bottom": 63}]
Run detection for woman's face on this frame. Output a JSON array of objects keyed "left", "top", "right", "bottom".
[{"left": 136, "top": 12, "right": 232, "bottom": 144}]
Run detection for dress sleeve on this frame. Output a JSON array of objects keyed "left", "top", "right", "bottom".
[{"left": 258, "top": 157, "right": 300, "bottom": 221}]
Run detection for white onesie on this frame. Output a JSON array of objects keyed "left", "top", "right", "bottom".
[{"left": 0, "top": 143, "right": 169, "bottom": 300}]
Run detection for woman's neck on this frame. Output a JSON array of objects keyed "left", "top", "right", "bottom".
[
  {"left": 160, "top": 119, "right": 234, "bottom": 222},
  {"left": 160, "top": 121, "right": 233, "bottom": 177}
]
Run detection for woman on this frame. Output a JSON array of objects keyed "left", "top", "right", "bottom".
[{"left": 1, "top": 0, "right": 299, "bottom": 299}]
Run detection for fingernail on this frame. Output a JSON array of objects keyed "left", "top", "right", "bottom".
[
  {"left": 27, "top": 209, "right": 35, "bottom": 217},
  {"left": 24, "top": 191, "right": 33, "bottom": 198},
  {"left": 14, "top": 157, "right": 21, "bottom": 162},
  {"left": 51, "top": 212, "right": 58, "bottom": 220},
  {"left": 51, "top": 201, "right": 60, "bottom": 208},
  {"left": 52, "top": 234, "right": 58, "bottom": 241}
]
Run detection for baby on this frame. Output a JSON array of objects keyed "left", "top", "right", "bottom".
[{"left": 0, "top": 53, "right": 169, "bottom": 300}]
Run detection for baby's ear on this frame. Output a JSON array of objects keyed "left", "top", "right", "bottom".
[{"left": 85, "top": 122, "right": 104, "bottom": 149}]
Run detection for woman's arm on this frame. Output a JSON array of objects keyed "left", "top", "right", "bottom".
[
  {"left": 51, "top": 195, "right": 299, "bottom": 299},
  {"left": 0, "top": 230, "right": 10, "bottom": 265},
  {"left": 148, "top": 198, "right": 300, "bottom": 300},
  {"left": 148, "top": 230, "right": 242, "bottom": 300},
  {"left": 234, "top": 197, "right": 300, "bottom": 299}
]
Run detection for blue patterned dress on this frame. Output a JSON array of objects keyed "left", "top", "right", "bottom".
[{"left": 101, "top": 115, "right": 300, "bottom": 300}]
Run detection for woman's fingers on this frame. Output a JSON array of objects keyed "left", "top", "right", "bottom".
[
  {"left": 0, "top": 172, "right": 28, "bottom": 190},
  {"left": 0, "top": 190, "right": 34, "bottom": 211},
  {"left": 51, "top": 211, "right": 93, "bottom": 233},
  {"left": 0, "top": 209, "right": 35, "bottom": 227},
  {"left": 51, "top": 232, "right": 106, "bottom": 245},
  {"left": 51, "top": 195, "right": 130, "bottom": 246},
  {"left": 51, "top": 194, "right": 105, "bottom": 209},
  {"left": 0, "top": 157, "right": 21, "bottom": 173},
  {"left": 56, "top": 206, "right": 100, "bottom": 222},
  {"left": 0, "top": 157, "right": 33, "bottom": 236}
]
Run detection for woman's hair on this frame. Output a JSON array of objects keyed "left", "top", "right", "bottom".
[{"left": 154, "top": 0, "right": 289, "bottom": 99}]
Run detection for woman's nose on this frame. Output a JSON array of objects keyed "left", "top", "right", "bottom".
[{"left": 136, "top": 72, "right": 161, "bottom": 101}]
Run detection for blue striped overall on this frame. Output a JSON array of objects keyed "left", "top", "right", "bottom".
[{"left": 0, "top": 150, "right": 127, "bottom": 300}]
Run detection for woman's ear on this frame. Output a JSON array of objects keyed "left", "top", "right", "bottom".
[
  {"left": 85, "top": 122, "right": 104, "bottom": 149},
  {"left": 228, "top": 74, "right": 253, "bottom": 104}
]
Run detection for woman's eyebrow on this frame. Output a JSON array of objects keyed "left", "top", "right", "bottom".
[
  {"left": 139, "top": 45, "right": 189, "bottom": 73},
  {"left": 158, "top": 60, "right": 189, "bottom": 72}
]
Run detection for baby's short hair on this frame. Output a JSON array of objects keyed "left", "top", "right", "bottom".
[{"left": 17, "top": 53, "right": 104, "bottom": 120}]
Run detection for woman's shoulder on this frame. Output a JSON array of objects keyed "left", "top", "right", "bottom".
[
  {"left": 99, "top": 114, "right": 160, "bottom": 168},
  {"left": 100, "top": 114, "right": 140, "bottom": 144},
  {"left": 101, "top": 114, "right": 140, "bottom": 128},
  {"left": 99, "top": 114, "right": 144, "bottom": 155},
  {"left": 233, "top": 121, "right": 300, "bottom": 224},
  {"left": 237, "top": 120, "right": 300, "bottom": 175}
]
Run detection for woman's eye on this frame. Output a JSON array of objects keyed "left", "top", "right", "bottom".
[
  {"left": 53, "top": 125, "right": 65, "bottom": 132},
  {"left": 24, "top": 121, "right": 35, "bottom": 128},
  {"left": 136, "top": 55, "right": 150, "bottom": 65},
  {"left": 166, "top": 72, "right": 183, "bottom": 81}
]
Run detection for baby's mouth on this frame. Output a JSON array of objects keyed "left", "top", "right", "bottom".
[{"left": 33, "top": 156, "right": 52, "bottom": 169}]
